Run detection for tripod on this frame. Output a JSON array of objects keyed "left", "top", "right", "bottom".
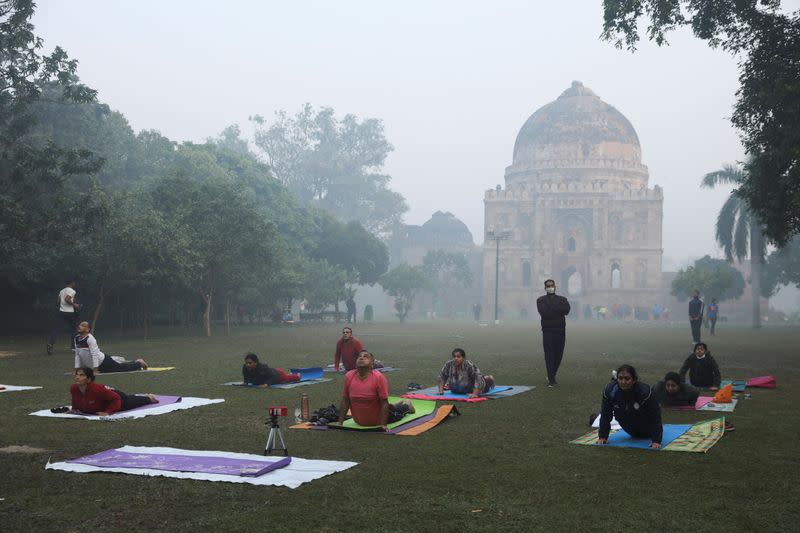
[{"left": 264, "top": 413, "right": 288, "bottom": 456}]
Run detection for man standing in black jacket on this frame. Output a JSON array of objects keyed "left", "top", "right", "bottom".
[
  {"left": 536, "top": 279, "right": 571, "bottom": 387},
  {"left": 688, "top": 290, "right": 704, "bottom": 344}
]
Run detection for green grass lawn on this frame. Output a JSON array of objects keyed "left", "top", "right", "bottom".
[{"left": 1, "top": 321, "right": 799, "bottom": 532}]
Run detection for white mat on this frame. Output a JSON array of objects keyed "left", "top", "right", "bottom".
[
  {"left": 1, "top": 384, "right": 43, "bottom": 393},
  {"left": 592, "top": 414, "right": 621, "bottom": 430},
  {"left": 29, "top": 397, "right": 224, "bottom": 420},
  {"left": 46, "top": 445, "right": 358, "bottom": 488}
]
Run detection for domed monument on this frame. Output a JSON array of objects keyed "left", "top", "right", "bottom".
[{"left": 483, "top": 81, "right": 663, "bottom": 320}]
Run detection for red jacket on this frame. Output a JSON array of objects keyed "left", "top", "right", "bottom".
[
  {"left": 70, "top": 382, "right": 122, "bottom": 414},
  {"left": 334, "top": 337, "right": 364, "bottom": 371}
]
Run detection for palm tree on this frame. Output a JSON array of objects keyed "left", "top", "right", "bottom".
[{"left": 701, "top": 163, "right": 766, "bottom": 328}]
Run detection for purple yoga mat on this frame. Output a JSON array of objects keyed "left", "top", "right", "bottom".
[{"left": 67, "top": 449, "right": 292, "bottom": 477}]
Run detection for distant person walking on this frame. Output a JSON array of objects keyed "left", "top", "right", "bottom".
[
  {"left": 707, "top": 298, "right": 719, "bottom": 336},
  {"left": 536, "top": 279, "right": 571, "bottom": 387},
  {"left": 47, "top": 280, "right": 80, "bottom": 355},
  {"left": 472, "top": 302, "right": 482, "bottom": 322},
  {"left": 346, "top": 296, "right": 356, "bottom": 324},
  {"left": 688, "top": 290, "right": 704, "bottom": 344}
]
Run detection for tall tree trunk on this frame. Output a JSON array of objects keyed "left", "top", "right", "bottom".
[
  {"left": 225, "top": 297, "right": 231, "bottom": 336},
  {"left": 750, "top": 226, "right": 763, "bottom": 329},
  {"left": 202, "top": 292, "right": 212, "bottom": 337},
  {"left": 90, "top": 281, "right": 106, "bottom": 332}
]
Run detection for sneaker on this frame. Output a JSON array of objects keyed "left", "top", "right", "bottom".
[
  {"left": 724, "top": 421, "right": 735, "bottom": 432},
  {"left": 547, "top": 382, "right": 557, "bottom": 388},
  {"left": 406, "top": 382, "right": 422, "bottom": 390},
  {"left": 402, "top": 399, "right": 416, "bottom": 414},
  {"left": 46, "top": 343, "right": 53, "bottom": 355}
]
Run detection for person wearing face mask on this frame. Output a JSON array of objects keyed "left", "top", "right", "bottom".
[
  {"left": 536, "top": 279, "right": 571, "bottom": 387},
  {"left": 653, "top": 371, "right": 700, "bottom": 407},
  {"left": 678, "top": 342, "right": 721, "bottom": 389},
  {"left": 597, "top": 364, "right": 663, "bottom": 448}
]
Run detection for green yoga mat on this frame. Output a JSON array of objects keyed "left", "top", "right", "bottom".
[{"left": 338, "top": 397, "right": 436, "bottom": 430}]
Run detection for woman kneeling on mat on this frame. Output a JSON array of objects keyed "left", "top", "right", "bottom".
[
  {"left": 437, "top": 348, "right": 494, "bottom": 398},
  {"left": 597, "top": 364, "right": 663, "bottom": 449},
  {"left": 70, "top": 367, "right": 158, "bottom": 416},
  {"left": 242, "top": 353, "right": 300, "bottom": 387},
  {"left": 74, "top": 321, "right": 148, "bottom": 373},
  {"left": 678, "top": 342, "right": 721, "bottom": 390},
  {"left": 653, "top": 371, "right": 700, "bottom": 407}
]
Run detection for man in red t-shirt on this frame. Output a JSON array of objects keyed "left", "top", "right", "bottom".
[
  {"left": 333, "top": 326, "right": 365, "bottom": 371},
  {"left": 338, "top": 351, "right": 413, "bottom": 430}
]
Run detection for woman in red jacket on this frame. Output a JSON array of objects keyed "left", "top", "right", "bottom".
[{"left": 70, "top": 367, "right": 159, "bottom": 416}]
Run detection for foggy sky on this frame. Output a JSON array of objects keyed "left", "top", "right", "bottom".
[{"left": 32, "top": 1, "right": 799, "bottom": 273}]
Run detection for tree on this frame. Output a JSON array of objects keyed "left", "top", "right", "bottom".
[
  {"left": 0, "top": 0, "right": 103, "bottom": 289},
  {"left": 251, "top": 104, "right": 408, "bottom": 236},
  {"left": 671, "top": 255, "right": 745, "bottom": 303},
  {"left": 701, "top": 163, "right": 766, "bottom": 327},
  {"left": 300, "top": 259, "right": 351, "bottom": 312},
  {"left": 420, "top": 250, "right": 473, "bottom": 317},
  {"left": 379, "top": 264, "right": 429, "bottom": 322},
  {"left": 312, "top": 220, "right": 389, "bottom": 285},
  {"left": 601, "top": 1, "right": 800, "bottom": 244},
  {"left": 762, "top": 236, "right": 800, "bottom": 296}
]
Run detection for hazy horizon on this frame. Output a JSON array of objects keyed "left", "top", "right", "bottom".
[{"left": 31, "top": 1, "right": 800, "bottom": 310}]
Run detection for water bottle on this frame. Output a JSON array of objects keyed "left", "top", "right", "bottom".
[
  {"left": 611, "top": 370, "right": 617, "bottom": 381},
  {"left": 294, "top": 407, "right": 302, "bottom": 423},
  {"left": 301, "top": 393, "right": 310, "bottom": 422}
]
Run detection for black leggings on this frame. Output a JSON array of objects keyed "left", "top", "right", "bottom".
[
  {"left": 99, "top": 355, "right": 143, "bottom": 373},
  {"left": 386, "top": 403, "right": 412, "bottom": 424},
  {"left": 116, "top": 390, "right": 153, "bottom": 411}
]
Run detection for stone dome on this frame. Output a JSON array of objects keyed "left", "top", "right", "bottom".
[
  {"left": 420, "top": 211, "right": 474, "bottom": 246},
  {"left": 510, "top": 81, "right": 642, "bottom": 170}
]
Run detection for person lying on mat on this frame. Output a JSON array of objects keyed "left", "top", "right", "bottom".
[
  {"left": 242, "top": 353, "right": 300, "bottom": 387},
  {"left": 653, "top": 371, "right": 700, "bottom": 407},
  {"left": 70, "top": 367, "right": 158, "bottom": 416},
  {"left": 597, "top": 364, "right": 663, "bottom": 449},
  {"left": 678, "top": 342, "right": 721, "bottom": 390},
  {"left": 333, "top": 326, "right": 364, "bottom": 372},
  {"left": 337, "top": 350, "right": 414, "bottom": 431},
  {"left": 437, "top": 348, "right": 495, "bottom": 398},
  {"left": 74, "top": 321, "right": 149, "bottom": 373}
]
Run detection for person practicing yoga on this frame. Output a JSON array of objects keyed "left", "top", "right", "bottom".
[
  {"left": 337, "top": 350, "right": 414, "bottom": 431},
  {"left": 653, "top": 371, "right": 700, "bottom": 407},
  {"left": 333, "top": 326, "right": 364, "bottom": 372},
  {"left": 597, "top": 364, "right": 663, "bottom": 449},
  {"left": 73, "top": 321, "right": 148, "bottom": 373},
  {"left": 437, "top": 348, "right": 495, "bottom": 398},
  {"left": 678, "top": 342, "right": 721, "bottom": 389},
  {"left": 69, "top": 367, "right": 158, "bottom": 416},
  {"left": 242, "top": 353, "right": 300, "bottom": 387}
]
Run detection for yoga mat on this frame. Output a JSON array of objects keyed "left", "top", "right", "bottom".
[
  {"left": 47, "top": 445, "right": 357, "bottom": 489},
  {"left": 67, "top": 449, "right": 291, "bottom": 477},
  {"left": 331, "top": 397, "right": 436, "bottom": 431},
  {"left": 66, "top": 367, "right": 175, "bottom": 376},
  {"left": 720, "top": 380, "right": 747, "bottom": 392},
  {"left": 697, "top": 398, "right": 737, "bottom": 412},
  {"left": 290, "top": 367, "right": 324, "bottom": 381},
  {"left": 291, "top": 405, "right": 457, "bottom": 436},
  {"left": 747, "top": 375, "right": 776, "bottom": 388},
  {"left": 571, "top": 424, "right": 692, "bottom": 449},
  {"left": 573, "top": 418, "right": 725, "bottom": 453},
  {"left": 0, "top": 384, "right": 42, "bottom": 393},
  {"left": 402, "top": 385, "right": 528, "bottom": 402},
  {"left": 30, "top": 397, "right": 223, "bottom": 420},
  {"left": 222, "top": 379, "right": 332, "bottom": 389}
]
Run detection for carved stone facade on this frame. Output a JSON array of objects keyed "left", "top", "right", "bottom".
[{"left": 483, "top": 81, "right": 663, "bottom": 319}]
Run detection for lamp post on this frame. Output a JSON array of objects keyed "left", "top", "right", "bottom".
[{"left": 486, "top": 229, "right": 512, "bottom": 325}]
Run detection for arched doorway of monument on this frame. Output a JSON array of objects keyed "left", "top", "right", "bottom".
[{"left": 560, "top": 265, "right": 584, "bottom": 296}]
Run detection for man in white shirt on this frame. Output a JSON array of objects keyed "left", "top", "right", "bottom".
[
  {"left": 74, "top": 321, "right": 148, "bottom": 372},
  {"left": 47, "top": 280, "right": 80, "bottom": 355}
]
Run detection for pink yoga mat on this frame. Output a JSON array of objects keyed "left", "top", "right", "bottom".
[{"left": 746, "top": 375, "right": 776, "bottom": 388}]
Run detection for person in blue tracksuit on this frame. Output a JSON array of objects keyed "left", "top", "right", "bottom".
[{"left": 597, "top": 364, "right": 663, "bottom": 448}]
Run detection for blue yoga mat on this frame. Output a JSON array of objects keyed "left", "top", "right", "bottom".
[
  {"left": 290, "top": 367, "right": 324, "bottom": 381},
  {"left": 720, "top": 380, "right": 746, "bottom": 392},
  {"left": 604, "top": 424, "right": 692, "bottom": 449},
  {"left": 440, "top": 386, "right": 513, "bottom": 399}
]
